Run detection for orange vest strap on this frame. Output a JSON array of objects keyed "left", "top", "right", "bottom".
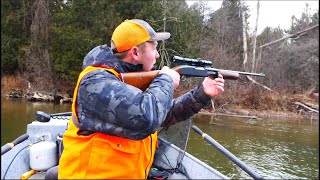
[
  {"left": 71, "top": 113, "right": 80, "bottom": 128},
  {"left": 71, "top": 66, "right": 122, "bottom": 124}
]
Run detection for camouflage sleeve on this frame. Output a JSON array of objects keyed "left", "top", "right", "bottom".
[
  {"left": 76, "top": 70, "right": 174, "bottom": 140},
  {"left": 161, "top": 84, "right": 212, "bottom": 128}
]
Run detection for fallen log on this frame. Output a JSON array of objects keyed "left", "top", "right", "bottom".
[
  {"left": 199, "top": 112, "right": 260, "bottom": 119},
  {"left": 294, "top": 102, "right": 319, "bottom": 113},
  {"left": 215, "top": 113, "right": 260, "bottom": 119},
  {"left": 301, "top": 101, "right": 319, "bottom": 110}
]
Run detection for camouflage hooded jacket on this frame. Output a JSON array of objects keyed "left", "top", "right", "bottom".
[{"left": 76, "top": 45, "right": 212, "bottom": 140}]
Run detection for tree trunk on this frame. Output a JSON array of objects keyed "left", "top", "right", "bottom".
[
  {"left": 159, "top": 0, "right": 169, "bottom": 68},
  {"left": 259, "top": 24, "right": 319, "bottom": 49},
  {"left": 240, "top": 0, "right": 248, "bottom": 71},
  {"left": 251, "top": 0, "right": 260, "bottom": 73},
  {"left": 26, "top": 0, "right": 53, "bottom": 91}
]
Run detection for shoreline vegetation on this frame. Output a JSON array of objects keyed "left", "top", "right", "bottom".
[{"left": 2, "top": 75, "right": 318, "bottom": 121}]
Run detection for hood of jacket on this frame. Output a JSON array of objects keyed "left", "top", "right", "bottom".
[{"left": 82, "top": 45, "right": 144, "bottom": 73}]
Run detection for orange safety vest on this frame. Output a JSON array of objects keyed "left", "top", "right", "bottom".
[{"left": 58, "top": 66, "right": 158, "bottom": 179}]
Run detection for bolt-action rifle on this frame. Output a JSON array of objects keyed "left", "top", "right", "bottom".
[{"left": 122, "top": 56, "right": 265, "bottom": 91}]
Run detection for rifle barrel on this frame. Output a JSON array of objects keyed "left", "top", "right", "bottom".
[
  {"left": 208, "top": 68, "right": 265, "bottom": 77},
  {"left": 172, "top": 55, "right": 265, "bottom": 78},
  {"left": 237, "top": 72, "right": 265, "bottom": 77}
]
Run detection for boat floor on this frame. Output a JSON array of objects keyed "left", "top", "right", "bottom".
[
  {"left": 29, "top": 172, "right": 46, "bottom": 179},
  {"left": 27, "top": 170, "right": 187, "bottom": 179},
  {"left": 2, "top": 118, "right": 228, "bottom": 179}
]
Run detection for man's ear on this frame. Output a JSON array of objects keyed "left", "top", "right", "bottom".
[
  {"left": 129, "top": 46, "right": 139, "bottom": 64},
  {"left": 132, "top": 47, "right": 138, "bottom": 56}
]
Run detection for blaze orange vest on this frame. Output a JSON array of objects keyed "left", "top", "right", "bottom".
[{"left": 58, "top": 66, "right": 158, "bottom": 179}]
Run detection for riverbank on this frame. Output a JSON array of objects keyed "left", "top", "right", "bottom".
[
  {"left": 199, "top": 96, "right": 319, "bottom": 120},
  {"left": 2, "top": 75, "right": 319, "bottom": 120},
  {"left": 176, "top": 80, "right": 319, "bottom": 120},
  {"left": 199, "top": 109, "right": 309, "bottom": 120},
  {"left": 1, "top": 75, "right": 73, "bottom": 103}
]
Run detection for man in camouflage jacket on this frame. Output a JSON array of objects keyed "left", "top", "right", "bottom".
[
  {"left": 58, "top": 19, "right": 224, "bottom": 179},
  {"left": 78, "top": 44, "right": 223, "bottom": 140}
]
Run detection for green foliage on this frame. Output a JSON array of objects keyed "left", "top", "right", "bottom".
[
  {"left": 1, "top": 0, "right": 32, "bottom": 74},
  {"left": 1, "top": 34, "right": 20, "bottom": 75},
  {"left": 257, "top": 26, "right": 284, "bottom": 45},
  {"left": 51, "top": 26, "right": 101, "bottom": 81},
  {"left": 164, "top": 1, "right": 203, "bottom": 58},
  {"left": 201, "top": 0, "right": 246, "bottom": 69},
  {"left": 287, "top": 3, "right": 318, "bottom": 34},
  {"left": 134, "top": 0, "right": 162, "bottom": 21},
  {"left": 1, "top": 0, "right": 206, "bottom": 79},
  {"left": 49, "top": 0, "right": 113, "bottom": 81}
]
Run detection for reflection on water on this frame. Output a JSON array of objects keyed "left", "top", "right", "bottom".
[
  {"left": 1, "top": 96, "right": 71, "bottom": 145},
  {"left": 188, "top": 113, "right": 319, "bottom": 179},
  {"left": 1, "top": 97, "right": 319, "bottom": 179}
]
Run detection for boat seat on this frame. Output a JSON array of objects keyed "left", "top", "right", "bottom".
[{"left": 44, "top": 165, "right": 58, "bottom": 180}]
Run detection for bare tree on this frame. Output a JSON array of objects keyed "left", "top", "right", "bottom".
[
  {"left": 240, "top": 0, "right": 274, "bottom": 92},
  {"left": 24, "top": 0, "right": 53, "bottom": 91},
  {"left": 159, "top": 0, "right": 170, "bottom": 68},
  {"left": 251, "top": 0, "right": 260, "bottom": 73},
  {"left": 259, "top": 24, "right": 319, "bottom": 49},
  {"left": 240, "top": 0, "right": 248, "bottom": 70}
]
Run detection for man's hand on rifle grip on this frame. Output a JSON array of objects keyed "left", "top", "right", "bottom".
[
  {"left": 202, "top": 73, "right": 224, "bottom": 97},
  {"left": 160, "top": 66, "right": 180, "bottom": 89}
]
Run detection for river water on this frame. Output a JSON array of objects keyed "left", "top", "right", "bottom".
[{"left": 1, "top": 96, "right": 319, "bottom": 179}]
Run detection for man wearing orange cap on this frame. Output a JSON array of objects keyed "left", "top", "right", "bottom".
[{"left": 58, "top": 19, "right": 224, "bottom": 179}]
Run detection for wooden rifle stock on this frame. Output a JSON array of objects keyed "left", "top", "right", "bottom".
[
  {"left": 121, "top": 66, "right": 242, "bottom": 91},
  {"left": 122, "top": 70, "right": 161, "bottom": 91}
]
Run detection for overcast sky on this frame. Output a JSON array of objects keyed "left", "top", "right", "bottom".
[{"left": 186, "top": 1, "right": 319, "bottom": 34}]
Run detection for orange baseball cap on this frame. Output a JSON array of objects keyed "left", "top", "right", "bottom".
[{"left": 111, "top": 19, "right": 171, "bottom": 53}]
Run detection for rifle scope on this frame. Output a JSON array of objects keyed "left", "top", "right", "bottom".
[{"left": 172, "top": 56, "right": 212, "bottom": 67}]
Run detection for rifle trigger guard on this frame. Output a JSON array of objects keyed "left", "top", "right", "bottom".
[
  {"left": 181, "top": 76, "right": 187, "bottom": 82},
  {"left": 208, "top": 73, "right": 218, "bottom": 79}
]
